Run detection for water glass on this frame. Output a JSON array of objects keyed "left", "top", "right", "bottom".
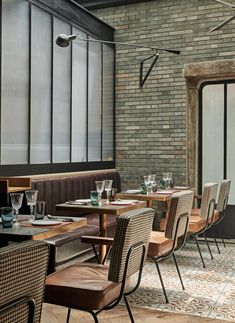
[
  {"left": 35, "top": 201, "right": 46, "bottom": 220},
  {"left": 90, "top": 191, "right": 99, "bottom": 206},
  {"left": 109, "top": 188, "right": 117, "bottom": 202},
  {"left": 1, "top": 207, "right": 14, "bottom": 228}
]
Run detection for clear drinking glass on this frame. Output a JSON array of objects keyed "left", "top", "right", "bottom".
[
  {"left": 162, "top": 172, "right": 173, "bottom": 189},
  {"left": 148, "top": 174, "right": 156, "bottom": 193},
  {"left": 95, "top": 181, "right": 105, "bottom": 206},
  {"left": 10, "top": 193, "right": 24, "bottom": 223},
  {"left": 25, "top": 190, "right": 38, "bottom": 216},
  {"left": 104, "top": 179, "right": 113, "bottom": 204}
]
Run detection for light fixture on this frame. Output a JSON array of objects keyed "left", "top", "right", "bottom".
[{"left": 56, "top": 33, "right": 180, "bottom": 87}]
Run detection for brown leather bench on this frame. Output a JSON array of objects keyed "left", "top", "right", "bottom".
[{"left": 30, "top": 169, "right": 121, "bottom": 272}]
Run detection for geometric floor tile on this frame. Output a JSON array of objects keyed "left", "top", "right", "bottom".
[{"left": 128, "top": 241, "right": 235, "bottom": 322}]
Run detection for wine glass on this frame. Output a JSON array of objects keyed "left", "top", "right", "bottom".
[
  {"left": 143, "top": 176, "right": 151, "bottom": 194},
  {"left": 95, "top": 181, "right": 105, "bottom": 206},
  {"left": 162, "top": 172, "right": 173, "bottom": 189},
  {"left": 25, "top": 190, "right": 38, "bottom": 216},
  {"left": 148, "top": 174, "right": 156, "bottom": 193},
  {"left": 104, "top": 179, "right": 113, "bottom": 204},
  {"left": 10, "top": 193, "right": 24, "bottom": 224}
]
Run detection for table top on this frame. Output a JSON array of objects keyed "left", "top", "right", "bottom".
[
  {"left": 117, "top": 188, "right": 192, "bottom": 202},
  {"left": 0, "top": 216, "right": 87, "bottom": 241},
  {"left": 56, "top": 200, "right": 147, "bottom": 215},
  {"left": 117, "top": 191, "right": 172, "bottom": 202}
]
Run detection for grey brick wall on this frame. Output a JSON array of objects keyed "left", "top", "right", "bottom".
[{"left": 90, "top": 0, "right": 235, "bottom": 190}]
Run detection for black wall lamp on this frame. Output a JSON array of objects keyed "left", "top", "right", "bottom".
[{"left": 56, "top": 33, "right": 180, "bottom": 87}]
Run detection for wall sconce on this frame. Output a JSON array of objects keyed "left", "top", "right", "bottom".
[{"left": 56, "top": 33, "right": 180, "bottom": 87}]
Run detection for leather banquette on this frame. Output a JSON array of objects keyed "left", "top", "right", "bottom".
[{"left": 30, "top": 169, "right": 121, "bottom": 272}]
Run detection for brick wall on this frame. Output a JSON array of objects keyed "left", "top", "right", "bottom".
[{"left": 90, "top": 0, "right": 235, "bottom": 189}]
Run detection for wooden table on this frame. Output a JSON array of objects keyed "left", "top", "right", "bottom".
[
  {"left": 56, "top": 200, "right": 147, "bottom": 262},
  {"left": 117, "top": 191, "right": 172, "bottom": 208},
  {"left": 117, "top": 188, "right": 192, "bottom": 218},
  {"left": 0, "top": 217, "right": 87, "bottom": 247}
]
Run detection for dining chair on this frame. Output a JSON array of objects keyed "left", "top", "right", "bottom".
[
  {"left": 206, "top": 179, "right": 231, "bottom": 252},
  {"left": 0, "top": 240, "right": 49, "bottom": 323},
  {"left": 147, "top": 190, "right": 194, "bottom": 303},
  {"left": 44, "top": 207, "right": 155, "bottom": 323},
  {"left": 188, "top": 182, "right": 218, "bottom": 267}
]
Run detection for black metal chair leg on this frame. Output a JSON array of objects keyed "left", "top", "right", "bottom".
[
  {"left": 211, "top": 227, "right": 220, "bottom": 254},
  {"left": 203, "top": 232, "right": 214, "bottom": 260},
  {"left": 153, "top": 258, "right": 169, "bottom": 303},
  {"left": 194, "top": 235, "right": 206, "bottom": 268},
  {"left": 172, "top": 253, "right": 184, "bottom": 290},
  {"left": 88, "top": 311, "right": 99, "bottom": 323},
  {"left": 218, "top": 227, "right": 226, "bottom": 247},
  {"left": 123, "top": 295, "right": 135, "bottom": 323},
  {"left": 66, "top": 308, "right": 71, "bottom": 323}
]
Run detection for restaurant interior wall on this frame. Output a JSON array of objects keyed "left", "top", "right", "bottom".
[
  {"left": 0, "top": 0, "right": 115, "bottom": 176},
  {"left": 82, "top": 0, "right": 235, "bottom": 192}
]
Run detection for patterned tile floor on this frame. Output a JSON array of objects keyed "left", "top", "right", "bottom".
[{"left": 128, "top": 241, "right": 235, "bottom": 322}]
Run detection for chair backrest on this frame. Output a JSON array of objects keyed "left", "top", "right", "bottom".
[
  {"left": 108, "top": 207, "right": 155, "bottom": 283},
  {"left": 165, "top": 190, "right": 194, "bottom": 240},
  {"left": 0, "top": 240, "right": 49, "bottom": 323},
  {"left": 200, "top": 183, "right": 218, "bottom": 220},
  {"left": 217, "top": 179, "right": 231, "bottom": 213}
]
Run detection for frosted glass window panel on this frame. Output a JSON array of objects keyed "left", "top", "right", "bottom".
[
  {"left": 88, "top": 41, "right": 102, "bottom": 161},
  {"left": 202, "top": 85, "right": 224, "bottom": 187},
  {"left": 227, "top": 84, "right": 235, "bottom": 204},
  {"left": 71, "top": 29, "right": 87, "bottom": 162},
  {"left": 102, "top": 45, "right": 114, "bottom": 161},
  {"left": 1, "top": 0, "right": 29, "bottom": 164},
  {"left": 31, "top": 6, "right": 51, "bottom": 164},
  {"left": 53, "top": 18, "right": 71, "bottom": 163}
]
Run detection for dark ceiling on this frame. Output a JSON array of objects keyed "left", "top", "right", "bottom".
[{"left": 75, "top": 0, "right": 155, "bottom": 10}]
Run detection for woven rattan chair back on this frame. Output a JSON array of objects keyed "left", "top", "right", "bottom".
[
  {"left": 108, "top": 207, "right": 155, "bottom": 283},
  {"left": 217, "top": 179, "right": 231, "bottom": 213},
  {"left": 200, "top": 183, "right": 218, "bottom": 220},
  {"left": 165, "top": 190, "right": 194, "bottom": 241},
  {"left": 0, "top": 240, "right": 49, "bottom": 323}
]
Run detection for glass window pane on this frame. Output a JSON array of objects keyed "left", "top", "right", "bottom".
[
  {"left": 102, "top": 45, "right": 114, "bottom": 161},
  {"left": 52, "top": 18, "right": 71, "bottom": 163},
  {"left": 202, "top": 84, "right": 224, "bottom": 186},
  {"left": 1, "top": 0, "right": 29, "bottom": 164},
  {"left": 227, "top": 84, "right": 235, "bottom": 204},
  {"left": 88, "top": 40, "right": 102, "bottom": 161},
  {"left": 31, "top": 5, "right": 51, "bottom": 164},
  {"left": 71, "top": 29, "right": 87, "bottom": 162}
]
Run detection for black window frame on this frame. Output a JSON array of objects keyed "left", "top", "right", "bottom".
[
  {"left": 0, "top": 0, "right": 116, "bottom": 176},
  {"left": 198, "top": 79, "right": 235, "bottom": 193}
]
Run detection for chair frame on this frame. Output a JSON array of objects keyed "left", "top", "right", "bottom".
[
  {"left": 0, "top": 296, "right": 36, "bottom": 323},
  {"left": 151, "top": 211, "right": 189, "bottom": 304},
  {"left": 191, "top": 198, "right": 216, "bottom": 267},
  {"left": 65, "top": 241, "right": 147, "bottom": 323}
]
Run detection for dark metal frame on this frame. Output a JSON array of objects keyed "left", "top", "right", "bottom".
[
  {"left": 0, "top": 0, "right": 116, "bottom": 176},
  {"left": 151, "top": 212, "right": 189, "bottom": 304},
  {"left": 198, "top": 79, "right": 235, "bottom": 194},
  {"left": 65, "top": 241, "right": 147, "bottom": 323},
  {"left": 77, "top": 0, "right": 156, "bottom": 10},
  {"left": 0, "top": 296, "right": 36, "bottom": 323}
]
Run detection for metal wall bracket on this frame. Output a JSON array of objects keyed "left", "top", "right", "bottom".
[{"left": 139, "top": 52, "right": 159, "bottom": 88}]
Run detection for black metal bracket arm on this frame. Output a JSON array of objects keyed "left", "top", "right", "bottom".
[{"left": 139, "top": 52, "right": 159, "bottom": 88}]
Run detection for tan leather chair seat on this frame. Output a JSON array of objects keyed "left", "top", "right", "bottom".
[
  {"left": 188, "top": 215, "right": 205, "bottom": 232},
  {"left": 45, "top": 262, "right": 121, "bottom": 311},
  {"left": 148, "top": 231, "right": 173, "bottom": 257}
]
